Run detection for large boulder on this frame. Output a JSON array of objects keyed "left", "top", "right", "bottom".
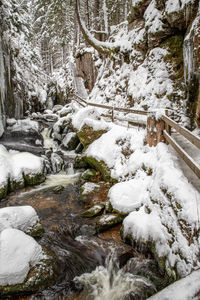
[{"left": 0, "top": 228, "right": 54, "bottom": 296}]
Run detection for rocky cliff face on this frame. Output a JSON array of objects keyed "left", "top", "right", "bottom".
[
  {"left": 0, "top": 1, "right": 48, "bottom": 137},
  {"left": 88, "top": 0, "right": 200, "bottom": 128}
]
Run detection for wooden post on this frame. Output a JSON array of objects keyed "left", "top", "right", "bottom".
[
  {"left": 112, "top": 107, "right": 114, "bottom": 122},
  {"left": 147, "top": 114, "right": 165, "bottom": 147}
]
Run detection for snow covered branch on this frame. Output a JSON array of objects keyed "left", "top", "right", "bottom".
[{"left": 75, "top": 0, "right": 119, "bottom": 55}]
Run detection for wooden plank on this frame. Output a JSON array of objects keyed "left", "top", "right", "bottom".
[
  {"left": 87, "top": 102, "right": 148, "bottom": 115},
  {"left": 162, "top": 115, "right": 200, "bottom": 150},
  {"left": 163, "top": 130, "right": 200, "bottom": 179},
  {"left": 74, "top": 93, "right": 88, "bottom": 104},
  {"left": 73, "top": 98, "right": 86, "bottom": 107}
]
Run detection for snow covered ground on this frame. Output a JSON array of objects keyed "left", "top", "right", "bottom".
[{"left": 72, "top": 106, "right": 200, "bottom": 278}]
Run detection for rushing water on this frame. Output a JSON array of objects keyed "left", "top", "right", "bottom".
[{"left": 74, "top": 249, "right": 156, "bottom": 300}]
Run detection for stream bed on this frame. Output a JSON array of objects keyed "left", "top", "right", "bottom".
[{"left": 0, "top": 170, "right": 166, "bottom": 300}]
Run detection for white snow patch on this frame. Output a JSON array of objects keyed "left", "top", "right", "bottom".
[{"left": 0, "top": 206, "right": 39, "bottom": 233}]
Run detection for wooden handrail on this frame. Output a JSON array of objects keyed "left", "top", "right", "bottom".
[
  {"left": 163, "top": 130, "right": 200, "bottom": 179},
  {"left": 74, "top": 93, "right": 148, "bottom": 116},
  {"left": 162, "top": 115, "right": 200, "bottom": 150}
]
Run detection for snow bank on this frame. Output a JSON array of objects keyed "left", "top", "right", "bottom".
[
  {"left": 0, "top": 228, "right": 44, "bottom": 286},
  {"left": 84, "top": 119, "right": 200, "bottom": 277},
  {"left": 0, "top": 206, "right": 39, "bottom": 233}
]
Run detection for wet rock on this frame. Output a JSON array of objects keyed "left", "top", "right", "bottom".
[
  {"left": 75, "top": 142, "right": 84, "bottom": 154},
  {"left": 81, "top": 204, "right": 105, "bottom": 218},
  {"left": 52, "top": 185, "right": 65, "bottom": 194},
  {"left": 96, "top": 214, "right": 124, "bottom": 233},
  {"left": 62, "top": 132, "right": 80, "bottom": 151},
  {"left": 81, "top": 169, "right": 97, "bottom": 181},
  {"left": 80, "top": 181, "right": 112, "bottom": 205},
  {"left": 74, "top": 155, "right": 89, "bottom": 169},
  {"left": 50, "top": 152, "right": 64, "bottom": 173}
]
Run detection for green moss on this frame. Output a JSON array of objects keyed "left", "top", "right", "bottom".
[
  {"left": 81, "top": 204, "right": 105, "bottom": 218},
  {"left": 27, "top": 221, "right": 44, "bottom": 237},
  {"left": 84, "top": 156, "right": 117, "bottom": 183},
  {"left": 81, "top": 169, "right": 97, "bottom": 181},
  {"left": 77, "top": 125, "right": 107, "bottom": 148},
  {"left": 24, "top": 172, "right": 46, "bottom": 186},
  {"left": 0, "top": 184, "right": 8, "bottom": 200},
  {"left": 162, "top": 35, "right": 184, "bottom": 81},
  {"left": 96, "top": 213, "right": 124, "bottom": 233}
]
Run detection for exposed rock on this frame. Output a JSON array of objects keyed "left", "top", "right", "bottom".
[
  {"left": 80, "top": 181, "right": 112, "bottom": 205},
  {"left": 81, "top": 204, "right": 105, "bottom": 218},
  {"left": 76, "top": 124, "right": 107, "bottom": 149},
  {"left": 128, "top": 0, "right": 151, "bottom": 24},
  {"left": 62, "top": 132, "right": 80, "bottom": 150},
  {"left": 96, "top": 213, "right": 125, "bottom": 232},
  {"left": 51, "top": 185, "right": 64, "bottom": 194},
  {"left": 81, "top": 169, "right": 97, "bottom": 181}
]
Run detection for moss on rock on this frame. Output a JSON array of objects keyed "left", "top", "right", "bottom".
[
  {"left": 96, "top": 213, "right": 124, "bottom": 233},
  {"left": 76, "top": 124, "right": 107, "bottom": 148},
  {"left": 81, "top": 204, "right": 105, "bottom": 218},
  {"left": 23, "top": 172, "right": 46, "bottom": 186}
]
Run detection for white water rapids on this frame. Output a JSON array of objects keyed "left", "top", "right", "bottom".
[{"left": 74, "top": 250, "right": 156, "bottom": 300}]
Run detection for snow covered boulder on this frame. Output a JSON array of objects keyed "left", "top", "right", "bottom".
[
  {"left": 0, "top": 206, "right": 44, "bottom": 237},
  {"left": 72, "top": 107, "right": 110, "bottom": 148},
  {"left": 0, "top": 145, "right": 46, "bottom": 199},
  {"left": 108, "top": 177, "right": 150, "bottom": 214},
  {"left": 52, "top": 115, "right": 73, "bottom": 142},
  {"left": 0, "top": 229, "right": 54, "bottom": 296}
]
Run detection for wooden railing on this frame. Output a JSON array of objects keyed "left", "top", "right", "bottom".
[
  {"left": 162, "top": 114, "right": 200, "bottom": 179},
  {"left": 74, "top": 94, "right": 200, "bottom": 179}
]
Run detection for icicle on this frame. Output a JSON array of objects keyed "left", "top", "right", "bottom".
[
  {"left": 0, "top": 38, "right": 6, "bottom": 137},
  {"left": 183, "top": 25, "right": 194, "bottom": 85}
]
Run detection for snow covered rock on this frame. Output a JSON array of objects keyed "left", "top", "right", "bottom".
[
  {"left": 0, "top": 145, "right": 46, "bottom": 199},
  {"left": 147, "top": 269, "right": 200, "bottom": 300},
  {"left": 0, "top": 206, "right": 43, "bottom": 237},
  {"left": 96, "top": 213, "right": 124, "bottom": 232},
  {"left": 85, "top": 125, "right": 145, "bottom": 181},
  {"left": 72, "top": 107, "right": 110, "bottom": 148},
  {"left": 0, "top": 229, "right": 54, "bottom": 296}
]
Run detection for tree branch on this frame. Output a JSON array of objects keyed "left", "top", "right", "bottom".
[{"left": 75, "top": 0, "right": 119, "bottom": 55}]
